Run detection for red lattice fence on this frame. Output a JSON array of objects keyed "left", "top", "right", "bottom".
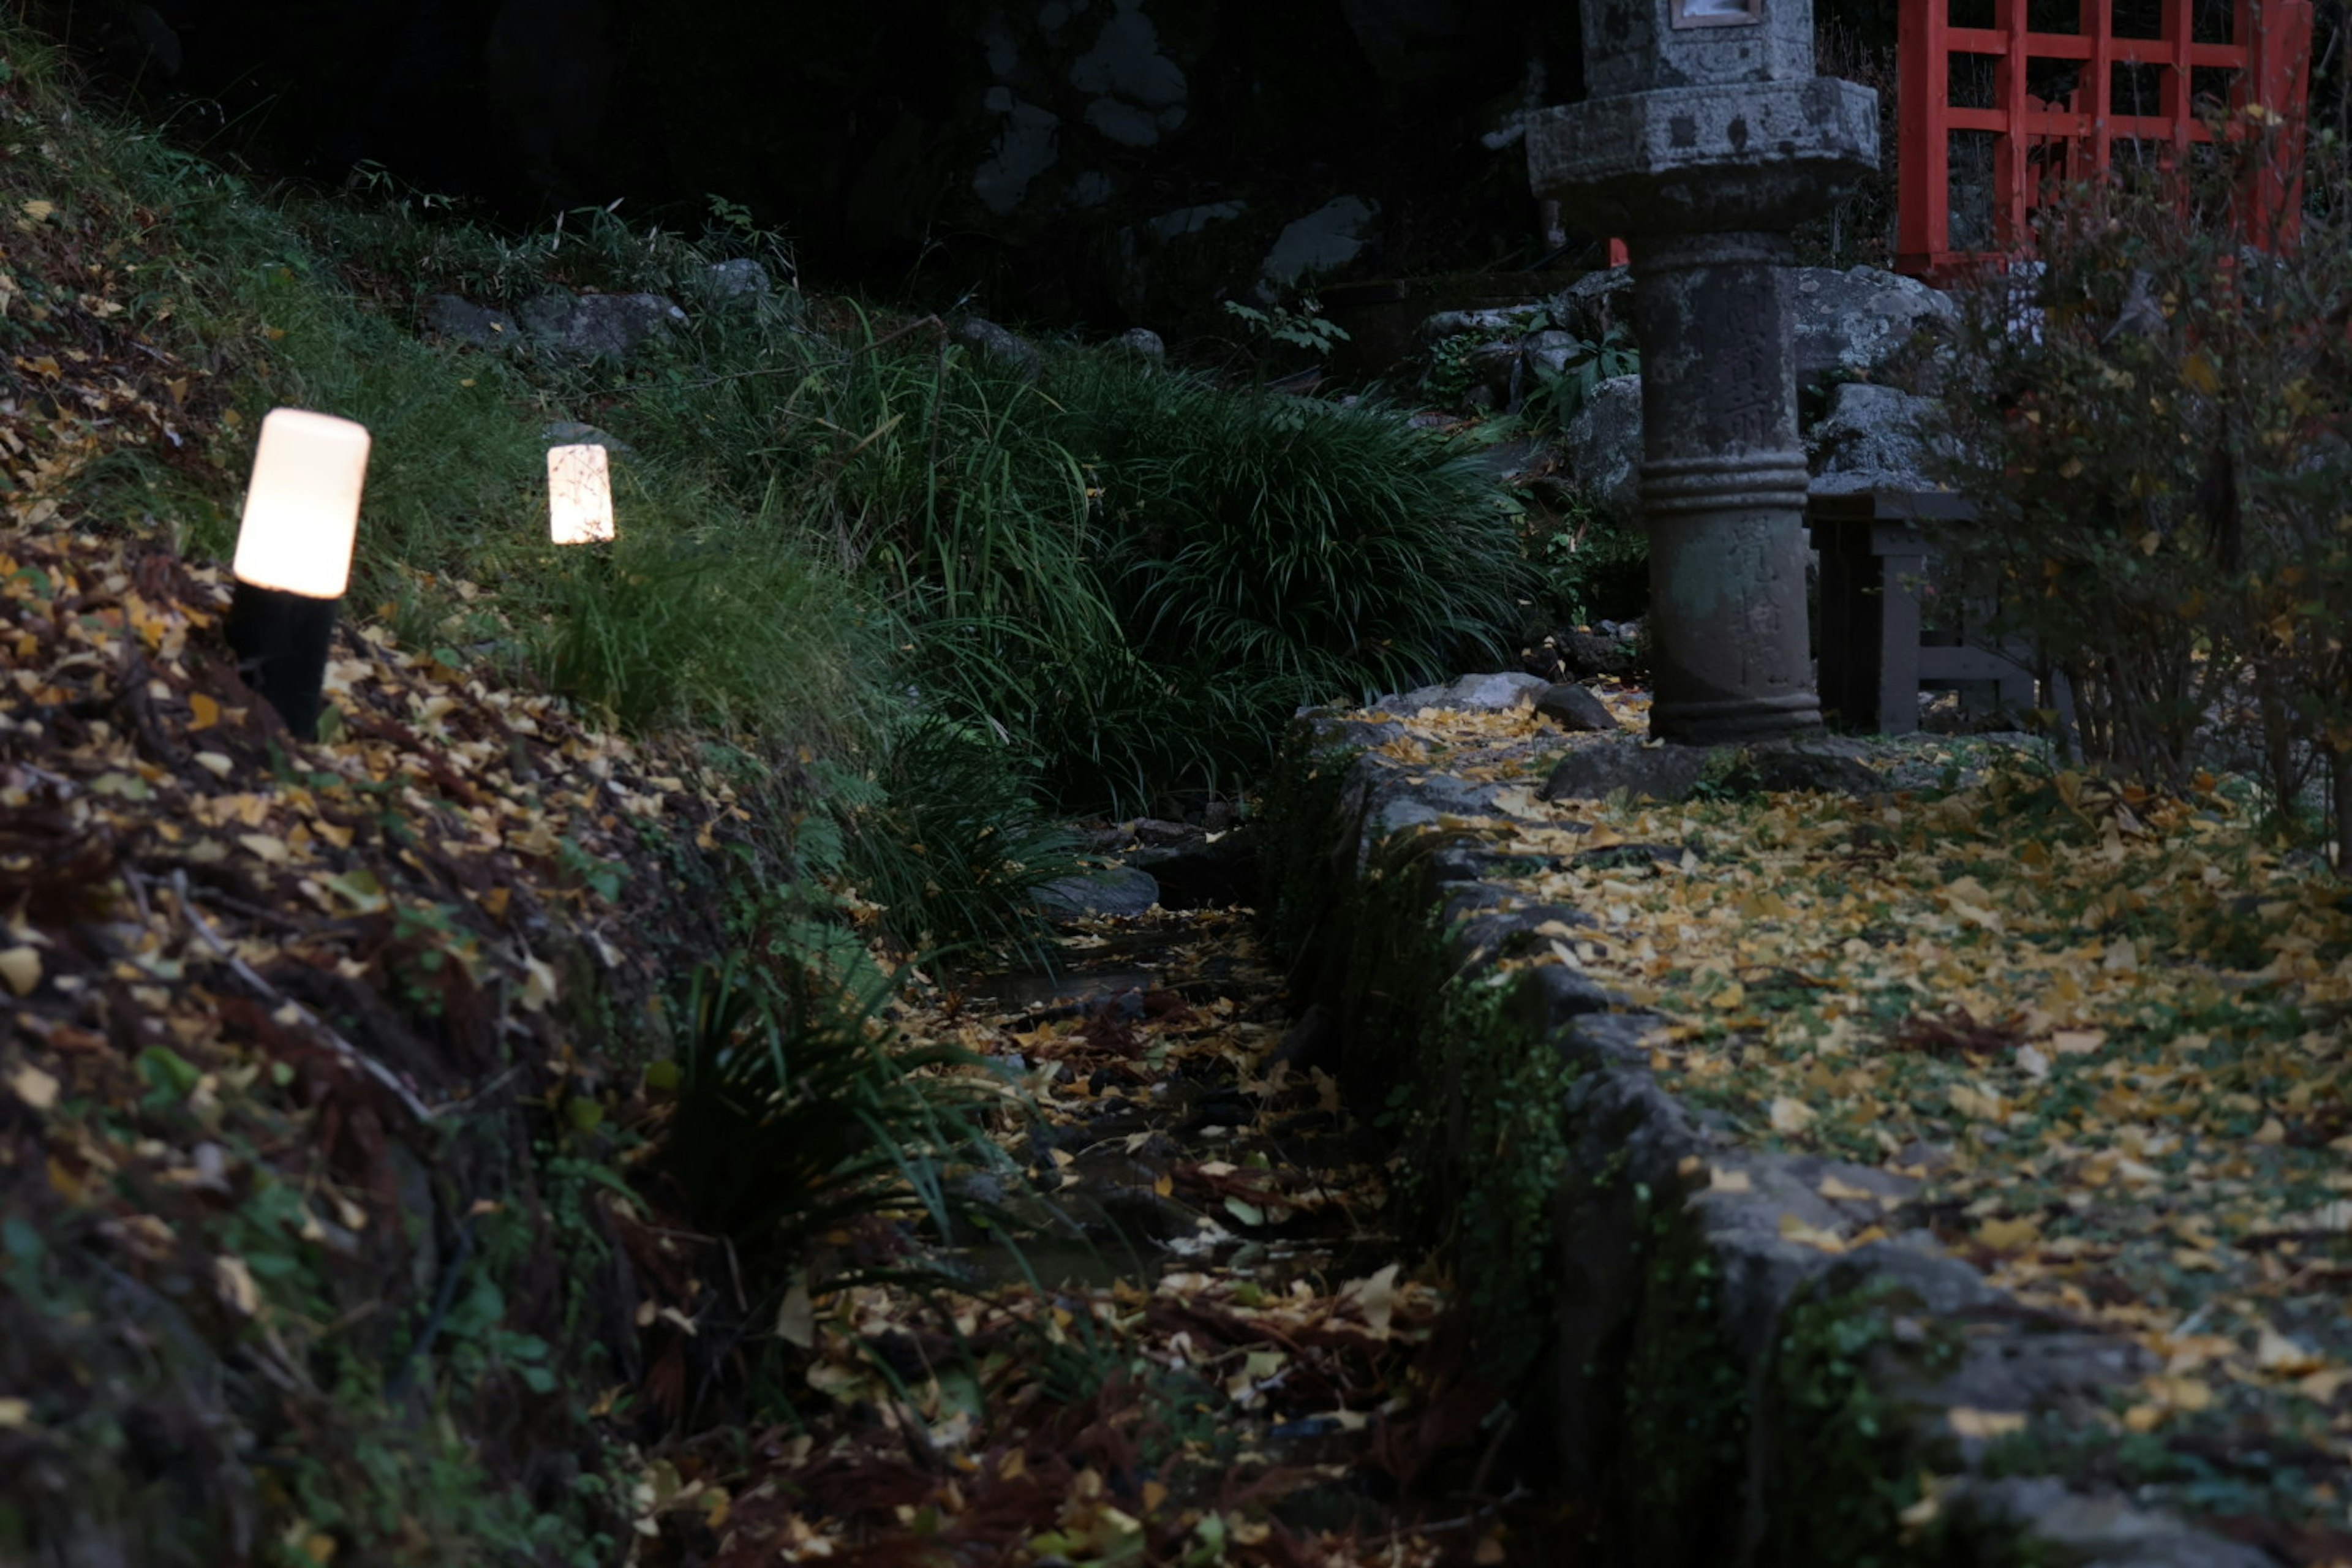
[{"left": 1896, "top": 0, "right": 2315, "bottom": 279}]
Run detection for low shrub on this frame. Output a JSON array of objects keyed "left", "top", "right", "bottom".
[{"left": 1933, "top": 119, "right": 2352, "bottom": 861}]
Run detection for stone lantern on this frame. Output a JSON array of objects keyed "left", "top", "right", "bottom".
[{"left": 1528, "top": 0, "right": 1878, "bottom": 743}]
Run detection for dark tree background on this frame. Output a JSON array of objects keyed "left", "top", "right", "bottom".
[{"left": 29, "top": 0, "right": 2340, "bottom": 327}]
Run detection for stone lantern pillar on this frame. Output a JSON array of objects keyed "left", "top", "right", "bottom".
[{"left": 1527, "top": 0, "right": 1878, "bottom": 744}]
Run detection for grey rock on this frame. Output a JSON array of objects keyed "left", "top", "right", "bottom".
[
  {"left": 1112, "top": 326, "right": 1165, "bottom": 359},
  {"left": 1559, "top": 375, "right": 1643, "bottom": 519},
  {"left": 972, "top": 97, "right": 1062, "bottom": 216},
  {"left": 541, "top": 421, "right": 631, "bottom": 454},
  {"left": 1809, "top": 382, "right": 1947, "bottom": 489},
  {"left": 1369, "top": 772, "right": 1523, "bottom": 835},
  {"left": 1418, "top": 305, "right": 1546, "bottom": 344},
  {"left": 953, "top": 315, "right": 1046, "bottom": 379},
  {"left": 1539, "top": 742, "right": 1714, "bottom": 803},
  {"left": 519, "top": 291, "right": 688, "bottom": 358},
  {"left": 1462, "top": 435, "right": 1545, "bottom": 483},
  {"left": 1498, "top": 959, "right": 1622, "bottom": 1031},
  {"left": 1545, "top": 627, "right": 1643, "bottom": 681},
  {"left": 1130, "top": 827, "right": 1256, "bottom": 911},
  {"left": 1951, "top": 1478, "right": 2273, "bottom": 1568},
  {"left": 1556, "top": 1009, "right": 1665, "bottom": 1068},
  {"left": 1792, "top": 266, "right": 1957, "bottom": 383},
  {"left": 421, "top": 293, "right": 519, "bottom": 350},
  {"left": 1380, "top": 671, "right": 1550, "bottom": 714},
  {"left": 1453, "top": 901, "right": 1599, "bottom": 968},
  {"left": 1745, "top": 745, "right": 1885, "bottom": 797},
  {"left": 699, "top": 258, "right": 771, "bottom": 303},
  {"left": 1521, "top": 328, "right": 1584, "bottom": 382},
  {"left": 1538, "top": 266, "right": 1946, "bottom": 385},
  {"left": 1548, "top": 265, "right": 1633, "bottom": 343},
  {"left": 1261, "top": 195, "right": 1379, "bottom": 290},
  {"left": 1147, "top": 200, "right": 1248, "bottom": 243},
  {"left": 1035, "top": 865, "right": 1159, "bottom": 919},
  {"left": 1536, "top": 682, "right": 1618, "bottom": 733},
  {"left": 1301, "top": 712, "right": 1408, "bottom": 752},
  {"left": 1462, "top": 338, "right": 1525, "bottom": 408}
]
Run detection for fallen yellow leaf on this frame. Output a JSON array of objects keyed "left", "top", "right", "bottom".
[
  {"left": 0, "top": 946, "right": 41, "bottom": 997},
  {"left": 1778, "top": 1212, "right": 1848, "bottom": 1253},
  {"left": 2144, "top": 1374, "right": 2214, "bottom": 1412},
  {"left": 214, "top": 1254, "right": 260, "bottom": 1316},
  {"left": 6, "top": 1062, "right": 59, "bottom": 1111},
  {"left": 1947, "top": 1407, "right": 2027, "bottom": 1439},
  {"left": 1975, "top": 1215, "right": 2041, "bottom": 1253}
]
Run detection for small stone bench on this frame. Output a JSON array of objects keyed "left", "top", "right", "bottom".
[{"left": 1807, "top": 487, "right": 2048, "bottom": 734}]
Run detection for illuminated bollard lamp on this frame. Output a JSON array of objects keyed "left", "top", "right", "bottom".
[
  {"left": 224, "top": 409, "right": 372, "bottom": 741},
  {"left": 546, "top": 442, "right": 616, "bottom": 546},
  {"left": 1526, "top": 0, "right": 1877, "bottom": 742}
]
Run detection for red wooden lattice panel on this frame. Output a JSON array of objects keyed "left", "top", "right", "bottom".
[{"left": 1897, "top": 0, "right": 2314, "bottom": 279}]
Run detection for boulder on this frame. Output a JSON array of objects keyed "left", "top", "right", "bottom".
[
  {"left": 1417, "top": 304, "right": 1546, "bottom": 344},
  {"left": 1547, "top": 627, "right": 1643, "bottom": 682},
  {"left": 1548, "top": 265, "right": 1632, "bottom": 342},
  {"left": 1035, "top": 865, "right": 1159, "bottom": 919},
  {"left": 1540, "top": 743, "right": 1715, "bottom": 803},
  {"left": 1112, "top": 326, "right": 1166, "bottom": 359},
  {"left": 1521, "top": 328, "right": 1584, "bottom": 382},
  {"left": 519, "top": 291, "right": 688, "bottom": 358},
  {"left": 1744, "top": 743, "right": 1885, "bottom": 797},
  {"left": 1792, "top": 266, "right": 1956, "bottom": 383},
  {"left": 1536, "top": 682, "right": 1619, "bottom": 732},
  {"left": 1559, "top": 375, "right": 1644, "bottom": 518},
  {"left": 1370, "top": 774, "right": 1531, "bottom": 835},
  {"left": 1129, "top": 827, "right": 1256, "bottom": 910},
  {"left": 1809, "top": 382, "right": 1945, "bottom": 489},
  {"left": 1261, "top": 196, "right": 1379, "bottom": 292},
  {"left": 953, "top": 316, "right": 1046, "bottom": 380},
  {"left": 698, "top": 258, "right": 771, "bottom": 304},
  {"left": 541, "top": 421, "right": 630, "bottom": 454},
  {"left": 1542, "top": 266, "right": 1948, "bottom": 385},
  {"left": 1378, "top": 671, "right": 1550, "bottom": 714},
  {"left": 421, "top": 294, "right": 519, "bottom": 351}
]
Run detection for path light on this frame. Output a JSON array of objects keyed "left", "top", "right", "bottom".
[
  {"left": 225, "top": 409, "right": 371, "bottom": 741},
  {"left": 548, "top": 443, "right": 615, "bottom": 545}
]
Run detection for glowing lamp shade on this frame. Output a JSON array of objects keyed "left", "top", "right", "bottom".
[
  {"left": 232, "top": 409, "right": 372, "bottom": 598},
  {"left": 548, "top": 443, "right": 616, "bottom": 545}
]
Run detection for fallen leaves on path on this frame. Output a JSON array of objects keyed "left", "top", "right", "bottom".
[
  {"left": 635, "top": 908, "right": 1539, "bottom": 1568},
  {"left": 1358, "top": 701, "right": 2352, "bottom": 1547}
]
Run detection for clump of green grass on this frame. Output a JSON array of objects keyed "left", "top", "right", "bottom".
[
  {"left": 536, "top": 476, "right": 883, "bottom": 742},
  {"left": 834, "top": 714, "right": 1082, "bottom": 969}
]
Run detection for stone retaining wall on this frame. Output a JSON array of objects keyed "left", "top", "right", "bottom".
[{"left": 1261, "top": 709, "right": 2269, "bottom": 1567}]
